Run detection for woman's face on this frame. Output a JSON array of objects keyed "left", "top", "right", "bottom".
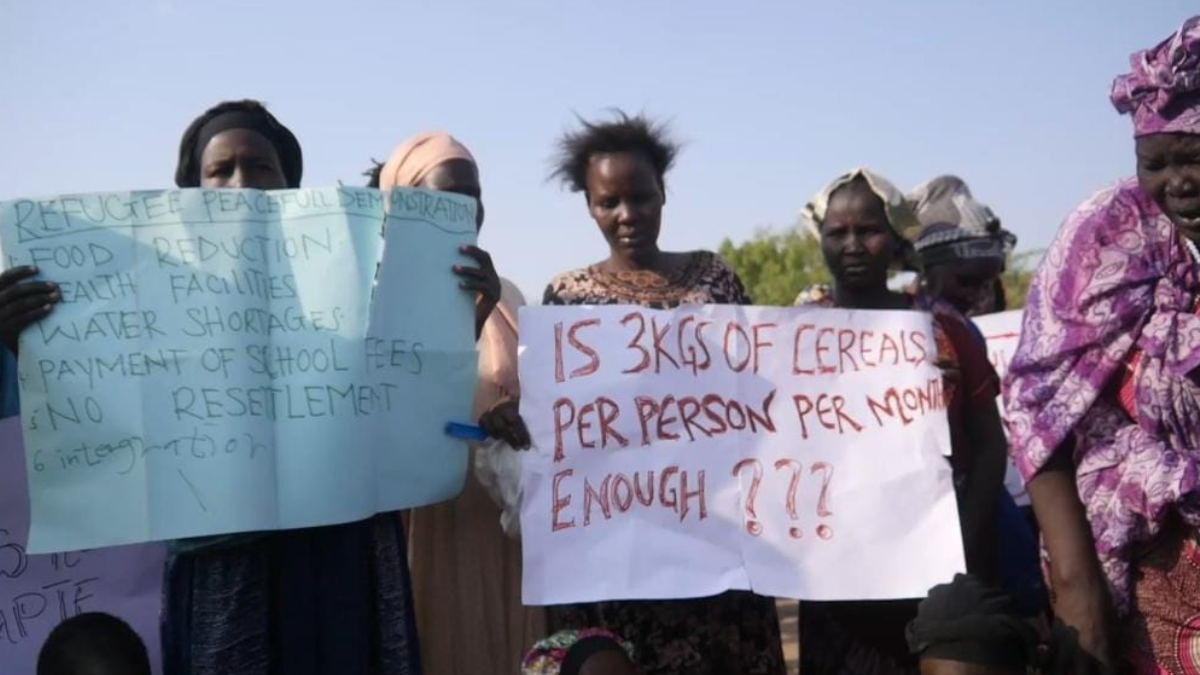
[
  {"left": 923, "top": 258, "right": 1004, "bottom": 316},
  {"left": 585, "top": 152, "right": 664, "bottom": 260},
  {"left": 1135, "top": 132, "right": 1200, "bottom": 240},
  {"left": 420, "top": 158, "right": 485, "bottom": 230},
  {"left": 819, "top": 180, "right": 896, "bottom": 292},
  {"left": 199, "top": 129, "right": 287, "bottom": 190}
]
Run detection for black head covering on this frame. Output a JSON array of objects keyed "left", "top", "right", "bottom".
[
  {"left": 906, "top": 574, "right": 1038, "bottom": 670},
  {"left": 561, "top": 635, "right": 633, "bottom": 675},
  {"left": 175, "top": 99, "right": 303, "bottom": 188}
]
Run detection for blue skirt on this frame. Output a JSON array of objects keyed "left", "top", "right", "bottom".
[{"left": 162, "top": 514, "right": 422, "bottom": 675}]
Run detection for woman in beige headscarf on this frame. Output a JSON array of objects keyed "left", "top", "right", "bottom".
[{"left": 372, "top": 132, "right": 544, "bottom": 675}]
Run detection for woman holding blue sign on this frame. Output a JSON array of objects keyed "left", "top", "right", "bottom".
[
  {"left": 368, "top": 132, "right": 546, "bottom": 675},
  {"left": 0, "top": 99, "right": 506, "bottom": 675}
]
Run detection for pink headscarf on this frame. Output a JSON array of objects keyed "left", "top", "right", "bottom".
[
  {"left": 1111, "top": 15, "right": 1200, "bottom": 136},
  {"left": 378, "top": 132, "right": 518, "bottom": 437},
  {"left": 379, "top": 131, "right": 476, "bottom": 190}
]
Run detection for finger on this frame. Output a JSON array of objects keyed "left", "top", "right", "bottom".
[
  {"left": 478, "top": 413, "right": 500, "bottom": 439},
  {"left": 458, "top": 280, "right": 494, "bottom": 294},
  {"left": 3, "top": 303, "right": 55, "bottom": 334},
  {"left": 510, "top": 417, "right": 532, "bottom": 450},
  {"left": 451, "top": 265, "right": 488, "bottom": 280},
  {"left": 0, "top": 281, "right": 58, "bottom": 305},
  {"left": 0, "top": 292, "right": 59, "bottom": 322},
  {"left": 0, "top": 266, "right": 40, "bottom": 289},
  {"left": 458, "top": 245, "right": 492, "bottom": 265}
]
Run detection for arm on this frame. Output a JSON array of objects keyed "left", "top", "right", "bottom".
[
  {"left": 958, "top": 401, "right": 1007, "bottom": 552},
  {"left": 1027, "top": 452, "right": 1115, "bottom": 667}
]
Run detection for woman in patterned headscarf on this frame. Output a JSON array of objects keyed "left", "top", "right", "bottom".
[
  {"left": 1004, "top": 16, "right": 1200, "bottom": 674},
  {"left": 796, "top": 168, "right": 1008, "bottom": 675},
  {"left": 909, "top": 176, "right": 1016, "bottom": 317}
]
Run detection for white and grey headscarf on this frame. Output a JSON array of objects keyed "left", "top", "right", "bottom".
[{"left": 908, "top": 175, "right": 1016, "bottom": 268}]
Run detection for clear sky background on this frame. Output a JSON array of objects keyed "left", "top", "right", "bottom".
[{"left": 1, "top": 0, "right": 1194, "bottom": 300}]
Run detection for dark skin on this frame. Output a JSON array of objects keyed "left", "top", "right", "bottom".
[
  {"left": 1136, "top": 132, "right": 1200, "bottom": 241},
  {"left": 920, "top": 658, "right": 1022, "bottom": 675},
  {"left": 922, "top": 258, "right": 1004, "bottom": 317},
  {"left": 487, "top": 151, "right": 686, "bottom": 451},
  {"left": 577, "top": 650, "right": 641, "bottom": 675},
  {"left": 416, "top": 159, "right": 527, "bottom": 449},
  {"left": 1015, "top": 132, "right": 1200, "bottom": 670},
  {"left": 586, "top": 151, "right": 691, "bottom": 275},
  {"left": 819, "top": 179, "right": 1007, "bottom": 570}
]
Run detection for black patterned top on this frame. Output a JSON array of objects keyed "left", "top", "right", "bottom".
[{"left": 542, "top": 251, "right": 751, "bottom": 308}]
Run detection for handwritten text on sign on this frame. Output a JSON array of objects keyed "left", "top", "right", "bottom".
[
  {"left": 519, "top": 305, "right": 965, "bottom": 604},
  {"left": 972, "top": 310, "right": 1028, "bottom": 505},
  {"left": 0, "top": 418, "right": 164, "bottom": 674},
  {"left": 0, "top": 188, "right": 479, "bottom": 552}
]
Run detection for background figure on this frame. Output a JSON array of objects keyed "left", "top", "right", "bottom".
[
  {"left": 37, "top": 613, "right": 152, "bottom": 675},
  {"left": 1004, "top": 16, "right": 1200, "bottom": 673},
  {"left": 908, "top": 176, "right": 1046, "bottom": 617},
  {"left": 522, "top": 629, "right": 640, "bottom": 675},
  {"left": 908, "top": 175, "right": 1016, "bottom": 318},
  {"left": 540, "top": 111, "right": 785, "bottom": 675},
  {"left": 797, "top": 169, "right": 1008, "bottom": 675},
  {"left": 373, "top": 131, "right": 545, "bottom": 675},
  {"left": 905, "top": 575, "right": 1037, "bottom": 675}
]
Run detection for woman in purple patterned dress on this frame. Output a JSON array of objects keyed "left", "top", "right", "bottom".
[
  {"left": 1004, "top": 16, "right": 1200, "bottom": 674},
  {"left": 540, "top": 112, "right": 785, "bottom": 675}
]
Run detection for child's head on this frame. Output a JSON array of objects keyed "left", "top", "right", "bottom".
[
  {"left": 37, "top": 612, "right": 151, "bottom": 675},
  {"left": 907, "top": 575, "right": 1038, "bottom": 675},
  {"left": 523, "top": 629, "right": 638, "bottom": 675}
]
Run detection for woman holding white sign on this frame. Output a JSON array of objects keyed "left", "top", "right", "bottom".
[
  {"left": 1005, "top": 16, "right": 1200, "bottom": 673},
  {"left": 795, "top": 168, "right": 1008, "bottom": 675},
  {"left": 540, "top": 112, "right": 785, "bottom": 675}
]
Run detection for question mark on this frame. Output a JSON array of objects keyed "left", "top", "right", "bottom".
[
  {"left": 731, "top": 459, "right": 764, "bottom": 536},
  {"left": 811, "top": 461, "right": 835, "bottom": 539},
  {"left": 773, "top": 459, "right": 803, "bottom": 538}
]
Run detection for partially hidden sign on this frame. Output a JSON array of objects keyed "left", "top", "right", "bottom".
[
  {"left": 0, "top": 417, "right": 164, "bottom": 674},
  {"left": 0, "top": 188, "right": 479, "bottom": 552},
  {"left": 971, "top": 310, "right": 1028, "bottom": 506},
  {"left": 518, "top": 305, "right": 965, "bottom": 604}
]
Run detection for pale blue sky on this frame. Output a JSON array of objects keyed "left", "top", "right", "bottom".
[{"left": 1, "top": 0, "right": 1194, "bottom": 299}]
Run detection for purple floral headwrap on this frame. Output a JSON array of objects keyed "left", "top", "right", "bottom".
[{"left": 1111, "top": 15, "right": 1200, "bottom": 136}]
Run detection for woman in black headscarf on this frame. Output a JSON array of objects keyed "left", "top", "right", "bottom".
[
  {"left": 0, "top": 99, "right": 427, "bottom": 675},
  {"left": 160, "top": 99, "right": 426, "bottom": 675},
  {"left": 174, "top": 99, "right": 428, "bottom": 675}
]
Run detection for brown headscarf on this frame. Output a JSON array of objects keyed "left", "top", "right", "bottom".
[
  {"left": 378, "top": 131, "right": 476, "bottom": 191},
  {"left": 379, "top": 131, "right": 516, "bottom": 445}
]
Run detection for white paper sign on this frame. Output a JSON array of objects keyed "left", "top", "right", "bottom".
[
  {"left": 971, "top": 310, "right": 1028, "bottom": 506},
  {"left": 519, "top": 305, "right": 965, "bottom": 605}
]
